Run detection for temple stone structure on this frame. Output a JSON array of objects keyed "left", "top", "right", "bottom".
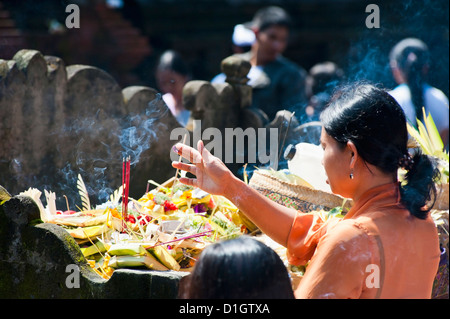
[
  {"left": 0, "top": 49, "right": 180, "bottom": 208},
  {"left": 1, "top": 49, "right": 304, "bottom": 205},
  {"left": 183, "top": 55, "right": 300, "bottom": 174}
]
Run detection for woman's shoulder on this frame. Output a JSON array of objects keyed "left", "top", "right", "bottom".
[
  {"left": 314, "top": 218, "right": 376, "bottom": 265},
  {"left": 322, "top": 217, "right": 374, "bottom": 247}
]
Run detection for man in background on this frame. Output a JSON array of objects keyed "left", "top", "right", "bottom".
[{"left": 213, "top": 6, "right": 307, "bottom": 123}]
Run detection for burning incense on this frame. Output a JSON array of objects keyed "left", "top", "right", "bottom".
[
  {"left": 126, "top": 156, "right": 130, "bottom": 207},
  {"left": 125, "top": 156, "right": 130, "bottom": 217},
  {"left": 121, "top": 157, "right": 126, "bottom": 230},
  {"left": 121, "top": 156, "right": 131, "bottom": 230}
]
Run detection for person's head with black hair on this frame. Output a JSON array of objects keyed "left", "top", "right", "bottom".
[
  {"left": 305, "top": 62, "right": 344, "bottom": 119},
  {"left": 155, "top": 50, "right": 191, "bottom": 115},
  {"left": 249, "top": 5, "right": 292, "bottom": 32},
  {"left": 389, "top": 38, "right": 430, "bottom": 122},
  {"left": 320, "top": 83, "right": 440, "bottom": 220},
  {"left": 178, "top": 236, "right": 294, "bottom": 299},
  {"left": 306, "top": 62, "right": 344, "bottom": 98},
  {"left": 157, "top": 50, "right": 190, "bottom": 75},
  {"left": 247, "top": 6, "right": 292, "bottom": 65}
]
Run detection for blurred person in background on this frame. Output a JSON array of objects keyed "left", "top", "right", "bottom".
[
  {"left": 231, "top": 23, "right": 255, "bottom": 54},
  {"left": 389, "top": 38, "right": 449, "bottom": 149},
  {"left": 304, "top": 61, "right": 345, "bottom": 122},
  {"left": 212, "top": 6, "right": 307, "bottom": 123},
  {"left": 156, "top": 50, "right": 192, "bottom": 127}
]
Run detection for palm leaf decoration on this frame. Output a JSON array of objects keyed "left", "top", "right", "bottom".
[
  {"left": 109, "top": 185, "right": 123, "bottom": 205},
  {"left": 406, "top": 107, "right": 449, "bottom": 162},
  {"left": 406, "top": 107, "right": 449, "bottom": 184},
  {"left": 77, "top": 174, "right": 91, "bottom": 211}
]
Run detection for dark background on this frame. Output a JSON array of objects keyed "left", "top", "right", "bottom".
[{"left": 1, "top": 0, "right": 448, "bottom": 97}]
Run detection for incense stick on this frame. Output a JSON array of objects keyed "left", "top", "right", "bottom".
[
  {"left": 147, "top": 230, "right": 213, "bottom": 248},
  {"left": 121, "top": 157, "right": 125, "bottom": 229},
  {"left": 124, "top": 156, "right": 130, "bottom": 219},
  {"left": 121, "top": 156, "right": 131, "bottom": 230},
  {"left": 171, "top": 133, "right": 187, "bottom": 195},
  {"left": 273, "top": 110, "right": 286, "bottom": 170},
  {"left": 278, "top": 111, "right": 295, "bottom": 165}
]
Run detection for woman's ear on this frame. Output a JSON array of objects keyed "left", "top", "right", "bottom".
[{"left": 347, "top": 141, "right": 358, "bottom": 169}]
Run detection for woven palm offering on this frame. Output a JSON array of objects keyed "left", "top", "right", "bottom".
[
  {"left": 21, "top": 171, "right": 254, "bottom": 278},
  {"left": 249, "top": 169, "right": 351, "bottom": 213}
]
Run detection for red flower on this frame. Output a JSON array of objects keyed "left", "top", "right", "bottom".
[
  {"left": 138, "top": 215, "right": 152, "bottom": 225},
  {"left": 208, "top": 196, "right": 216, "bottom": 209},
  {"left": 163, "top": 200, "right": 177, "bottom": 212}
]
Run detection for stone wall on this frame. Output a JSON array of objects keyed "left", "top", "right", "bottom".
[
  {"left": 0, "top": 194, "right": 186, "bottom": 298},
  {"left": 0, "top": 49, "right": 181, "bottom": 208},
  {"left": 0, "top": 50, "right": 190, "bottom": 298}
]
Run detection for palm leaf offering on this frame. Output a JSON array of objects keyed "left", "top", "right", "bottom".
[
  {"left": 0, "top": 185, "right": 12, "bottom": 203},
  {"left": 109, "top": 185, "right": 123, "bottom": 206},
  {"left": 25, "top": 175, "right": 252, "bottom": 279},
  {"left": 77, "top": 174, "right": 91, "bottom": 211},
  {"left": 406, "top": 107, "right": 449, "bottom": 183},
  {"left": 407, "top": 108, "right": 449, "bottom": 161},
  {"left": 422, "top": 109, "right": 444, "bottom": 154}
]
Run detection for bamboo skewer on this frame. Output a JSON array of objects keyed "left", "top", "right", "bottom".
[
  {"left": 147, "top": 179, "right": 169, "bottom": 193},
  {"left": 147, "top": 230, "right": 213, "bottom": 248},
  {"left": 63, "top": 195, "right": 70, "bottom": 211}
]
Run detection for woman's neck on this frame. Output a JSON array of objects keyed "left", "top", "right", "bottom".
[{"left": 352, "top": 173, "right": 397, "bottom": 203}]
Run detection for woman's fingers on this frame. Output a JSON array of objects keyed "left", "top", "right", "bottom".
[
  {"left": 171, "top": 161, "right": 196, "bottom": 175},
  {"left": 178, "top": 177, "right": 198, "bottom": 187},
  {"left": 198, "top": 140, "right": 214, "bottom": 165},
  {"left": 173, "top": 143, "right": 202, "bottom": 164}
]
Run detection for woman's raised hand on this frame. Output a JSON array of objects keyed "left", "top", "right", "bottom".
[
  {"left": 171, "top": 140, "right": 234, "bottom": 196},
  {"left": 172, "top": 140, "right": 297, "bottom": 247}
]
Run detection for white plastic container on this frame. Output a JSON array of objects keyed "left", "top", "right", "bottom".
[{"left": 284, "top": 142, "right": 331, "bottom": 193}]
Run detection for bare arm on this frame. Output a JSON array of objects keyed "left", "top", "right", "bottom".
[{"left": 172, "top": 140, "right": 297, "bottom": 246}]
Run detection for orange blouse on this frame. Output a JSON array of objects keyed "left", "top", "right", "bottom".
[{"left": 287, "top": 182, "right": 440, "bottom": 299}]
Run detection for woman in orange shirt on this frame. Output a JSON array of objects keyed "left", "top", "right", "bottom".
[{"left": 172, "top": 83, "right": 441, "bottom": 298}]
